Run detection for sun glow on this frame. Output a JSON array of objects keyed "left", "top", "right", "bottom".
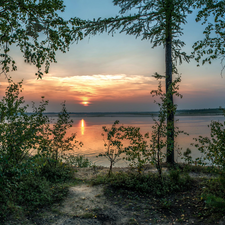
[
  {"left": 80, "top": 119, "right": 85, "bottom": 135},
  {"left": 82, "top": 101, "right": 89, "bottom": 106}
]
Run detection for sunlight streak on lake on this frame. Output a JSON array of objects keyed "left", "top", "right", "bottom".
[
  {"left": 49, "top": 115, "right": 224, "bottom": 167},
  {"left": 80, "top": 119, "right": 85, "bottom": 135}
]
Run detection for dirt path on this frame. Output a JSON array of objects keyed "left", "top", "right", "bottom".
[
  {"left": 7, "top": 167, "right": 225, "bottom": 225},
  {"left": 37, "top": 183, "right": 174, "bottom": 225}
]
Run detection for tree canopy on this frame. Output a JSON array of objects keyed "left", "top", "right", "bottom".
[
  {"left": 193, "top": 0, "right": 225, "bottom": 73},
  {"left": 71, "top": 0, "right": 192, "bottom": 68},
  {"left": 71, "top": 0, "right": 195, "bottom": 164},
  {"left": 0, "top": 0, "right": 82, "bottom": 78}
]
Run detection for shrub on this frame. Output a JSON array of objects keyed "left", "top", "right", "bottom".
[
  {"left": 122, "top": 127, "right": 149, "bottom": 174},
  {"left": 37, "top": 102, "right": 83, "bottom": 167},
  {"left": 97, "top": 120, "right": 125, "bottom": 175},
  {"left": 194, "top": 115, "right": 225, "bottom": 173},
  {"left": 38, "top": 158, "right": 74, "bottom": 183},
  {"left": 93, "top": 171, "right": 192, "bottom": 197},
  {"left": 0, "top": 80, "right": 79, "bottom": 222},
  {"left": 65, "top": 154, "right": 92, "bottom": 168}
]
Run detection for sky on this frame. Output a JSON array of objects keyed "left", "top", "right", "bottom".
[{"left": 0, "top": 0, "right": 225, "bottom": 112}]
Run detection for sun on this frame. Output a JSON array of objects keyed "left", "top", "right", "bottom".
[{"left": 82, "top": 101, "right": 89, "bottom": 106}]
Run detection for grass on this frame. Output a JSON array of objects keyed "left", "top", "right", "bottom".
[
  {"left": 89, "top": 165, "right": 225, "bottom": 224},
  {"left": 3, "top": 163, "right": 225, "bottom": 225}
]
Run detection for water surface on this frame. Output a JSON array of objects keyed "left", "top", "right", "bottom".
[{"left": 50, "top": 115, "right": 224, "bottom": 167}]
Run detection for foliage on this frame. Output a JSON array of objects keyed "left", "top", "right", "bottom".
[
  {"left": 0, "top": 80, "right": 77, "bottom": 222},
  {"left": 37, "top": 102, "right": 83, "bottom": 168},
  {"left": 201, "top": 177, "right": 225, "bottom": 212},
  {"left": 182, "top": 148, "right": 193, "bottom": 164},
  {"left": 71, "top": 0, "right": 195, "bottom": 164},
  {"left": 65, "top": 154, "right": 92, "bottom": 168},
  {"left": 0, "top": 79, "right": 48, "bottom": 164},
  {"left": 149, "top": 76, "right": 187, "bottom": 175},
  {"left": 72, "top": 0, "right": 192, "bottom": 65},
  {"left": 193, "top": 0, "right": 225, "bottom": 73},
  {"left": 122, "top": 126, "right": 149, "bottom": 174},
  {"left": 0, "top": 0, "right": 83, "bottom": 78},
  {"left": 92, "top": 171, "right": 192, "bottom": 197},
  {"left": 98, "top": 120, "right": 150, "bottom": 174},
  {"left": 36, "top": 156, "right": 75, "bottom": 183},
  {"left": 193, "top": 110, "right": 225, "bottom": 173},
  {"left": 192, "top": 109, "right": 225, "bottom": 213},
  {"left": 97, "top": 120, "right": 124, "bottom": 175}
]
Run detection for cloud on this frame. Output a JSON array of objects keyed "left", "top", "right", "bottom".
[{"left": 0, "top": 74, "right": 155, "bottom": 112}]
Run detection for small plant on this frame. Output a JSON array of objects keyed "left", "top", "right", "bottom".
[
  {"left": 97, "top": 120, "right": 124, "bottom": 176},
  {"left": 65, "top": 154, "right": 92, "bottom": 168},
  {"left": 37, "top": 102, "right": 83, "bottom": 168},
  {"left": 160, "top": 198, "right": 172, "bottom": 209},
  {"left": 96, "top": 171, "right": 192, "bottom": 197},
  {"left": 0, "top": 80, "right": 80, "bottom": 221},
  {"left": 122, "top": 126, "right": 149, "bottom": 174},
  {"left": 191, "top": 108, "right": 225, "bottom": 214},
  {"left": 205, "top": 194, "right": 225, "bottom": 211},
  {"left": 148, "top": 75, "right": 187, "bottom": 176},
  {"left": 182, "top": 148, "right": 193, "bottom": 164},
  {"left": 0, "top": 79, "right": 48, "bottom": 165},
  {"left": 194, "top": 109, "right": 225, "bottom": 173},
  {"left": 169, "top": 168, "right": 181, "bottom": 183}
]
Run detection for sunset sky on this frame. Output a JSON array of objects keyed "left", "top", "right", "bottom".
[{"left": 0, "top": 0, "right": 225, "bottom": 112}]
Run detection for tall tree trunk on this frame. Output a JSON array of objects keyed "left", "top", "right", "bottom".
[{"left": 165, "top": 0, "right": 175, "bottom": 164}]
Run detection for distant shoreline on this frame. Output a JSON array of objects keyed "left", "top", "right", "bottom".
[{"left": 26, "top": 108, "right": 225, "bottom": 117}]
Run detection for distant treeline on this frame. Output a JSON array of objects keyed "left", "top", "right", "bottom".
[{"left": 25, "top": 108, "right": 224, "bottom": 117}]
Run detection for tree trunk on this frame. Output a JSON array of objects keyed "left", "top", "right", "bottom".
[{"left": 165, "top": 0, "right": 175, "bottom": 165}]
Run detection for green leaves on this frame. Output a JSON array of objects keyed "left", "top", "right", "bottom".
[
  {"left": 0, "top": 0, "right": 82, "bottom": 78},
  {"left": 194, "top": 110, "right": 225, "bottom": 172},
  {"left": 72, "top": 0, "right": 193, "bottom": 66},
  {"left": 37, "top": 102, "right": 83, "bottom": 166},
  {"left": 193, "top": 0, "right": 225, "bottom": 72},
  {"left": 98, "top": 120, "right": 124, "bottom": 174},
  {"left": 0, "top": 79, "right": 49, "bottom": 164}
]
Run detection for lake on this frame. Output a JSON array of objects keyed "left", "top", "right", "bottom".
[{"left": 49, "top": 115, "right": 224, "bottom": 167}]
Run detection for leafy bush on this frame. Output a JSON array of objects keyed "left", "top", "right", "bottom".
[
  {"left": 148, "top": 76, "right": 187, "bottom": 175},
  {"left": 0, "top": 80, "right": 78, "bottom": 222},
  {"left": 0, "top": 79, "right": 48, "bottom": 165},
  {"left": 97, "top": 120, "right": 125, "bottom": 175},
  {"left": 37, "top": 102, "right": 83, "bottom": 166},
  {"left": 192, "top": 109, "right": 225, "bottom": 212},
  {"left": 194, "top": 112, "right": 225, "bottom": 173},
  {"left": 92, "top": 171, "right": 192, "bottom": 197},
  {"left": 201, "top": 177, "right": 225, "bottom": 212},
  {"left": 16, "top": 175, "right": 52, "bottom": 208},
  {"left": 205, "top": 194, "right": 225, "bottom": 211},
  {"left": 38, "top": 158, "right": 75, "bottom": 183},
  {"left": 122, "top": 126, "right": 149, "bottom": 174},
  {"left": 65, "top": 154, "right": 92, "bottom": 168}
]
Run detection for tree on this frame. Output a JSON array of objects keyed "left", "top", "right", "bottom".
[
  {"left": 98, "top": 120, "right": 124, "bottom": 176},
  {"left": 71, "top": 0, "right": 193, "bottom": 164},
  {"left": 0, "top": 0, "right": 83, "bottom": 78},
  {"left": 0, "top": 79, "right": 49, "bottom": 165},
  {"left": 193, "top": 0, "right": 225, "bottom": 74}
]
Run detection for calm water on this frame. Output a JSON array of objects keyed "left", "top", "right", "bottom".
[{"left": 50, "top": 115, "right": 224, "bottom": 167}]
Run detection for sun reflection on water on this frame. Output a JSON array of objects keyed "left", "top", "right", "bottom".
[{"left": 81, "top": 119, "right": 85, "bottom": 135}]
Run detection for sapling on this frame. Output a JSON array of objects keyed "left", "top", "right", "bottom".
[
  {"left": 0, "top": 79, "right": 49, "bottom": 164},
  {"left": 122, "top": 126, "right": 149, "bottom": 174},
  {"left": 98, "top": 120, "right": 124, "bottom": 176},
  {"left": 37, "top": 102, "right": 83, "bottom": 167},
  {"left": 194, "top": 108, "right": 225, "bottom": 173},
  {"left": 149, "top": 75, "right": 186, "bottom": 176}
]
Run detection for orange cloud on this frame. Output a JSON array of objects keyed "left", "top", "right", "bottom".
[{"left": 17, "top": 74, "right": 156, "bottom": 104}]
